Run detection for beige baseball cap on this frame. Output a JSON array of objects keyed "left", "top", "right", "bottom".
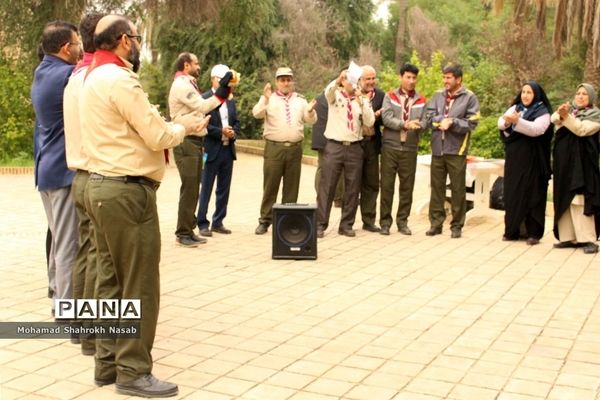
[{"left": 275, "top": 67, "right": 293, "bottom": 78}]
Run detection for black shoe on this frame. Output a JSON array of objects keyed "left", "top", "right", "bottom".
[
  {"left": 211, "top": 225, "right": 232, "bottom": 234},
  {"left": 338, "top": 228, "right": 356, "bottom": 237},
  {"left": 583, "top": 243, "right": 599, "bottom": 254},
  {"left": 190, "top": 233, "right": 207, "bottom": 244},
  {"left": 115, "top": 374, "right": 178, "bottom": 398},
  {"left": 362, "top": 223, "right": 381, "bottom": 233},
  {"left": 398, "top": 224, "right": 412, "bottom": 235},
  {"left": 176, "top": 236, "right": 199, "bottom": 248},
  {"left": 451, "top": 228, "right": 462, "bottom": 239},
  {"left": 255, "top": 223, "right": 269, "bottom": 235},
  {"left": 426, "top": 227, "right": 442, "bottom": 236},
  {"left": 553, "top": 241, "right": 578, "bottom": 249},
  {"left": 316, "top": 228, "right": 324, "bottom": 238},
  {"left": 526, "top": 237, "right": 539, "bottom": 246},
  {"left": 95, "top": 375, "right": 117, "bottom": 387},
  {"left": 199, "top": 228, "right": 212, "bottom": 237},
  {"left": 82, "top": 346, "right": 96, "bottom": 356},
  {"left": 380, "top": 226, "right": 390, "bottom": 235}
]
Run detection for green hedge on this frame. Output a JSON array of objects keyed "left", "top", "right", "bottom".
[{"left": 0, "top": 62, "right": 34, "bottom": 162}]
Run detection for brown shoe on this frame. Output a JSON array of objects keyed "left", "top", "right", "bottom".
[
  {"left": 583, "top": 243, "right": 599, "bottom": 254},
  {"left": 553, "top": 241, "right": 578, "bottom": 249},
  {"left": 451, "top": 228, "right": 462, "bottom": 239},
  {"left": 199, "top": 228, "right": 212, "bottom": 237},
  {"left": 526, "top": 237, "right": 540, "bottom": 246},
  {"left": 338, "top": 228, "right": 356, "bottom": 237},
  {"left": 426, "top": 227, "right": 442, "bottom": 236},
  {"left": 211, "top": 225, "right": 232, "bottom": 234}
]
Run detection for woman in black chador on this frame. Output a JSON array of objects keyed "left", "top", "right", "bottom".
[
  {"left": 551, "top": 83, "right": 600, "bottom": 254},
  {"left": 498, "top": 81, "right": 553, "bottom": 245}
]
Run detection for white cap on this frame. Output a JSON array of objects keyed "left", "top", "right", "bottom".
[
  {"left": 210, "top": 64, "right": 230, "bottom": 78},
  {"left": 347, "top": 61, "right": 362, "bottom": 87}
]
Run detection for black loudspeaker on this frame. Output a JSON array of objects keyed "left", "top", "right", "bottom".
[{"left": 272, "top": 203, "right": 317, "bottom": 260}]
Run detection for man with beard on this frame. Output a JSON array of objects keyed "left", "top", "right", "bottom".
[
  {"left": 80, "top": 14, "right": 210, "bottom": 398},
  {"left": 380, "top": 63, "right": 427, "bottom": 236},
  {"left": 31, "top": 20, "right": 82, "bottom": 316},
  {"left": 425, "top": 64, "right": 480, "bottom": 238},
  {"left": 358, "top": 65, "right": 385, "bottom": 233},
  {"left": 168, "top": 52, "right": 227, "bottom": 247},
  {"left": 316, "top": 66, "right": 375, "bottom": 238},
  {"left": 253, "top": 67, "right": 317, "bottom": 235},
  {"left": 63, "top": 11, "right": 105, "bottom": 355}
]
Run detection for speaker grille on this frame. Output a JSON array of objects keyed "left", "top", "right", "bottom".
[{"left": 276, "top": 214, "right": 313, "bottom": 247}]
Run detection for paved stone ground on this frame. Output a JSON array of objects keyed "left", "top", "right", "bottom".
[{"left": 1, "top": 153, "right": 599, "bottom": 400}]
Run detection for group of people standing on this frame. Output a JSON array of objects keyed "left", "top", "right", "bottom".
[
  {"left": 30, "top": 11, "right": 600, "bottom": 400},
  {"left": 499, "top": 81, "right": 600, "bottom": 254}
]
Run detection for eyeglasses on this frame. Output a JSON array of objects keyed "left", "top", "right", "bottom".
[
  {"left": 125, "top": 34, "right": 142, "bottom": 44},
  {"left": 62, "top": 42, "right": 82, "bottom": 48}
]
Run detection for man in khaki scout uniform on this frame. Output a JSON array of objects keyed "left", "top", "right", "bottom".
[
  {"left": 253, "top": 67, "right": 317, "bottom": 235},
  {"left": 80, "top": 14, "right": 217, "bottom": 398},
  {"left": 168, "top": 52, "right": 225, "bottom": 248},
  {"left": 316, "top": 65, "right": 375, "bottom": 238},
  {"left": 425, "top": 64, "right": 480, "bottom": 238},
  {"left": 379, "top": 63, "right": 427, "bottom": 236},
  {"left": 358, "top": 65, "right": 385, "bottom": 233},
  {"left": 63, "top": 12, "right": 104, "bottom": 356}
]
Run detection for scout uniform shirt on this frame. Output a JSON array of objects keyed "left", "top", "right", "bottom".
[
  {"left": 323, "top": 80, "right": 375, "bottom": 142},
  {"left": 64, "top": 66, "right": 90, "bottom": 171},
  {"left": 81, "top": 56, "right": 186, "bottom": 182},
  {"left": 252, "top": 91, "right": 317, "bottom": 142},
  {"left": 168, "top": 73, "right": 221, "bottom": 120}
]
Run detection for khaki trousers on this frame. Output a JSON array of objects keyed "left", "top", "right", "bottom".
[
  {"left": 429, "top": 154, "right": 467, "bottom": 230},
  {"left": 173, "top": 138, "right": 203, "bottom": 238},
  {"left": 259, "top": 140, "right": 302, "bottom": 224},
  {"left": 557, "top": 195, "right": 597, "bottom": 243},
  {"left": 379, "top": 147, "right": 417, "bottom": 228},
  {"left": 71, "top": 170, "right": 97, "bottom": 353},
  {"left": 86, "top": 178, "right": 160, "bottom": 384}
]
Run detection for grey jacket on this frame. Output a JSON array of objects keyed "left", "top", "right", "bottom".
[
  {"left": 381, "top": 89, "right": 427, "bottom": 152},
  {"left": 426, "top": 87, "right": 480, "bottom": 156}
]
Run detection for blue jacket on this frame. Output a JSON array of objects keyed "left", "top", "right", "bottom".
[
  {"left": 31, "top": 55, "right": 75, "bottom": 191},
  {"left": 201, "top": 90, "right": 239, "bottom": 162}
]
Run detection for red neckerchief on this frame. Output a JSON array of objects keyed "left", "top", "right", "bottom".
[
  {"left": 174, "top": 71, "right": 200, "bottom": 93},
  {"left": 341, "top": 90, "right": 355, "bottom": 132},
  {"left": 400, "top": 88, "right": 416, "bottom": 122},
  {"left": 276, "top": 90, "right": 294, "bottom": 126},
  {"left": 444, "top": 88, "right": 460, "bottom": 117},
  {"left": 73, "top": 52, "right": 94, "bottom": 74},
  {"left": 85, "top": 50, "right": 127, "bottom": 79}
]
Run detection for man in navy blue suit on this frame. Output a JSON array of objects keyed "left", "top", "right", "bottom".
[
  {"left": 197, "top": 64, "right": 239, "bottom": 236},
  {"left": 31, "top": 20, "right": 81, "bottom": 314}
]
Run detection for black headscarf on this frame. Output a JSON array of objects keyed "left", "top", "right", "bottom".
[{"left": 501, "top": 81, "right": 553, "bottom": 145}]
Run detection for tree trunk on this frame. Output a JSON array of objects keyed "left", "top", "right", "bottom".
[
  {"left": 394, "top": 0, "right": 408, "bottom": 68},
  {"left": 583, "top": 43, "right": 600, "bottom": 89}
]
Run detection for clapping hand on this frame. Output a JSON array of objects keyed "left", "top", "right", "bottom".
[
  {"left": 504, "top": 111, "right": 520, "bottom": 125},
  {"left": 439, "top": 117, "right": 454, "bottom": 131},
  {"left": 405, "top": 119, "right": 421, "bottom": 130},
  {"left": 263, "top": 83, "right": 272, "bottom": 99},
  {"left": 557, "top": 103, "right": 570, "bottom": 120}
]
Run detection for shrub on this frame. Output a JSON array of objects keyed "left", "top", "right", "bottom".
[{"left": 0, "top": 62, "right": 34, "bottom": 162}]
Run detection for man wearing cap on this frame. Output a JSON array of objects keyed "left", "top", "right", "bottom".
[
  {"left": 253, "top": 67, "right": 317, "bottom": 235},
  {"left": 168, "top": 52, "right": 226, "bottom": 248},
  {"left": 316, "top": 65, "right": 375, "bottom": 238},
  {"left": 197, "top": 64, "right": 240, "bottom": 237},
  {"left": 80, "top": 14, "right": 212, "bottom": 398}
]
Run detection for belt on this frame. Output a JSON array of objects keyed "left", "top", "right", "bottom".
[
  {"left": 266, "top": 139, "right": 302, "bottom": 147},
  {"left": 362, "top": 136, "right": 374, "bottom": 141},
  {"left": 89, "top": 173, "right": 160, "bottom": 191},
  {"left": 329, "top": 139, "right": 360, "bottom": 146}
]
